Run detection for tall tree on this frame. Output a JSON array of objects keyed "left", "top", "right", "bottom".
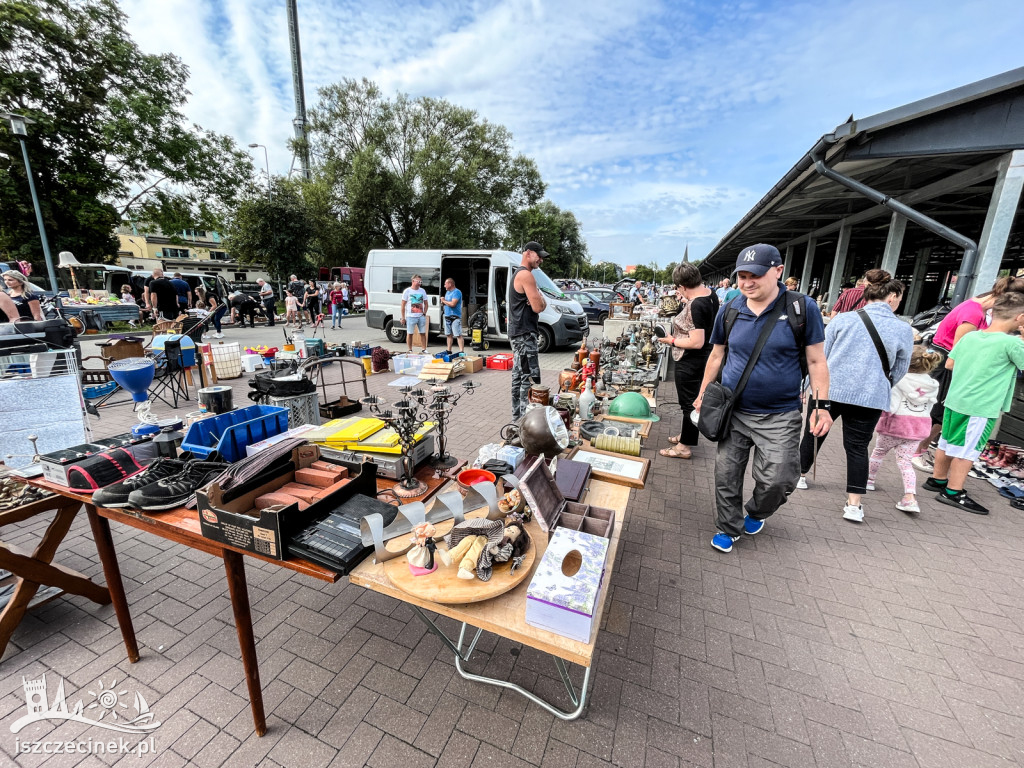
[
  {"left": 224, "top": 177, "right": 314, "bottom": 283},
  {"left": 0, "top": 0, "right": 254, "bottom": 263},
  {"left": 303, "top": 78, "right": 544, "bottom": 255},
  {"left": 505, "top": 200, "right": 589, "bottom": 278}
]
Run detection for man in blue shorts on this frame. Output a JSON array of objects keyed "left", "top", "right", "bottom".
[
  {"left": 442, "top": 277, "right": 464, "bottom": 354},
  {"left": 401, "top": 274, "right": 428, "bottom": 353}
]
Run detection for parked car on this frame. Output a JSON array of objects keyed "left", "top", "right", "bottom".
[
  {"left": 566, "top": 291, "right": 611, "bottom": 325},
  {"left": 586, "top": 287, "right": 627, "bottom": 304}
]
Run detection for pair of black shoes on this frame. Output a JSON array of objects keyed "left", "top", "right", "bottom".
[
  {"left": 924, "top": 477, "right": 989, "bottom": 515},
  {"left": 93, "top": 458, "right": 228, "bottom": 511}
]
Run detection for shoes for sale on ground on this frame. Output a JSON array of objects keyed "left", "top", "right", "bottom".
[
  {"left": 127, "top": 460, "right": 229, "bottom": 511},
  {"left": 92, "top": 458, "right": 187, "bottom": 508},
  {"left": 935, "top": 490, "right": 989, "bottom": 515}
]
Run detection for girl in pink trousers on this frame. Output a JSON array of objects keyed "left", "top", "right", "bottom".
[{"left": 868, "top": 346, "right": 942, "bottom": 513}]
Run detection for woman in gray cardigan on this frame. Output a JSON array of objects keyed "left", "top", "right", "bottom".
[{"left": 797, "top": 270, "right": 914, "bottom": 523}]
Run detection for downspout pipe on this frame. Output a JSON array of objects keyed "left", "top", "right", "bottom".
[{"left": 809, "top": 139, "right": 978, "bottom": 306}]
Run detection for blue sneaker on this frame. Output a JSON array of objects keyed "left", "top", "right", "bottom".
[
  {"left": 743, "top": 516, "right": 765, "bottom": 535},
  {"left": 711, "top": 532, "right": 740, "bottom": 553}
]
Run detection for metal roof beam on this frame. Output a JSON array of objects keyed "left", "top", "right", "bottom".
[{"left": 780, "top": 155, "right": 1004, "bottom": 248}]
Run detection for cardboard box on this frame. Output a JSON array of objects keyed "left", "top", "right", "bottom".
[
  {"left": 464, "top": 355, "right": 484, "bottom": 373},
  {"left": 196, "top": 445, "right": 372, "bottom": 560},
  {"left": 526, "top": 527, "right": 610, "bottom": 643}
]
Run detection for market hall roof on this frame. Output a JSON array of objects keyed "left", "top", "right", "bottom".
[{"left": 699, "top": 66, "right": 1024, "bottom": 276}]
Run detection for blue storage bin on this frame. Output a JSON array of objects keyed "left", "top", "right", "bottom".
[{"left": 180, "top": 405, "right": 289, "bottom": 462}]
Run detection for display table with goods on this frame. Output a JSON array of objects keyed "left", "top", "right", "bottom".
[
  {"left": 25, "top": 440, "right": 368, "bottom": 738},
  {"left": 0, "top": 475, "right": 114, "bottom": 658},
  {"left": 349, "top": 467, "right": 629, "bottom": 720},
  {"left": 59, "top": 299, "right": 144, "bottom": 330}
]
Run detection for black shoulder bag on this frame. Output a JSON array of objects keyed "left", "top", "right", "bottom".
[
  {"left": 698, "top": 300, "right": 788, "bottom": 442},
  {"left": 855, "top": 309, "right": 892, "bottom": 385}
]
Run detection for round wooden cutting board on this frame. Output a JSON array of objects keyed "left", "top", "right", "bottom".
[{"left": 384, "top": 537, "right": 536, "bottom": 605}]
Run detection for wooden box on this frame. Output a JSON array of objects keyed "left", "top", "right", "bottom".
[{"left": 526, "top": 527, "right": 611, "bottom": 643}]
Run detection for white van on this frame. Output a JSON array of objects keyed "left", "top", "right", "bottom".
[{"left": 364, "top": 249, "right": 588, "bottom": 352}]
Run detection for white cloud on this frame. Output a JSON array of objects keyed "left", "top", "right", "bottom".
[{"left": 119, "top": 0, "right": 1024, "bottom": 269}]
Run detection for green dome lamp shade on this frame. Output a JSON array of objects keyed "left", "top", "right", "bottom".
[
  {"left": 518, "top": 406, "right": 570, "bottom": 458},
  {"left": 608, "top": 392, "right": 660, "bottom": 422}
]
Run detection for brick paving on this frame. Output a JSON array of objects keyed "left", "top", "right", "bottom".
[{"left": 2, "top": 324, "right": 1024, "bottom": 767}]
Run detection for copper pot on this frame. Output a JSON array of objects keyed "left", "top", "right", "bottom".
[{"left": 558, "top": 369, "right": 575, "bottom": 392}]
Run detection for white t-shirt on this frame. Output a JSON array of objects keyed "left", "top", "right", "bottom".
[{"left": 403, "top": 287, "right": 427, "bottom": 316}]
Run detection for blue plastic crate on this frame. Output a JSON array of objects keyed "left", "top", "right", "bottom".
[{"left": 181, "top": 405, "right": 289, "bottom": 462}]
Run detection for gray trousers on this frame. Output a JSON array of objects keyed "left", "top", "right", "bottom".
[
  {"left": 510, "top": 333, "right": 541, "bottom": 421},
  {"left": 714, "top": 410, "right": 802, "bottom": 537}
]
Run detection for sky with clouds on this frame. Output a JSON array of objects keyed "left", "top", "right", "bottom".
[{"left": 120, "top": 0, "right": 1023, "bottom": 270}]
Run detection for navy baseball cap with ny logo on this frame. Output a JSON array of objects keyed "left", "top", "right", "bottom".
[{"left": 733, "top": 243, "right": 782, "bottom": 276}]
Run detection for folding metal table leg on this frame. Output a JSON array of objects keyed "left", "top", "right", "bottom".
[{"left": 409, "top": 607, "right": 592, "bottom": 720}]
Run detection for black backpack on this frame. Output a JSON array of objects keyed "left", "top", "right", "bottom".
[
  {"left": 247, "top": 368, "right": 315, "bottom": 402},
  {"left": 721, "top": 290, "right": 809, "bottom": 377}
]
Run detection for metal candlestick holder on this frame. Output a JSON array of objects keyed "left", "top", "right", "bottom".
[
  {"left": 410, "top": 379, "right": 477, "bottom": 469},
  {"left": 361, "top": 391, "right": 432, "bottom": 498}
]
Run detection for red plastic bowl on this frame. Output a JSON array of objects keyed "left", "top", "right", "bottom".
[{"left": 456, "top": 469, "right": 496, "bottom": 492}]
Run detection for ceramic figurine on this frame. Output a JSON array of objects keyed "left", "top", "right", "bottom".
[{"left": 406, "top": 522, "right": 451, "bottom": 576}]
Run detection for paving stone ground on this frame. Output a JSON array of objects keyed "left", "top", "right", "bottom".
[{"left": 2, "top": 324, "right": 1023, "bottom": 767}]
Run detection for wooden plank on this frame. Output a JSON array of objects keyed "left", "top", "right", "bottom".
[{"left": 349, "top": 479, "right": 629, "bottom": 668}]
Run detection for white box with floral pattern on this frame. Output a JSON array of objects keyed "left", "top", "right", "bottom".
[{"left": 525, "top": 527, "right": 610, "bottom": 643}]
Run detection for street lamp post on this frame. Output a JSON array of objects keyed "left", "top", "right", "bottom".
[
  {"left": 1, "top": 112, "right": 58, "bottom": 293},
  {"left": 248, "top": 143, "right": 271, "bottom": 196}
]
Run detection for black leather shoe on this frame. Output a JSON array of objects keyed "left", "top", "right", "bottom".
[
  {"left": 935, "top": 490, "right": 989, "bottom": 515},
  {"left": 922, "top": 477, "right": 947, "bottom": 492}
]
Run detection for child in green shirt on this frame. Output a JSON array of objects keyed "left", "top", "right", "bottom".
[{"left": 925, "top": 291, "right": 1024, "bottom": 514}]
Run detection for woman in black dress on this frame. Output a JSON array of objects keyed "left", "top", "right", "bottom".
[
  {"left": 304, "top": 279, "right": 320, "bottom": 323},
  {"left": 657, "top": 263, "right": 720, "bottom": 459}
]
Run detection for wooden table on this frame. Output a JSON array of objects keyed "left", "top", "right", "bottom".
[
  {"left": 349, "top": 479, "right": 629, "bottom": 719},
  {"left": 0, "top": 492, "right": 113, "bottom": 658},
  {"left": 29, "top": 479, "right": 339, "bottom": 737}
]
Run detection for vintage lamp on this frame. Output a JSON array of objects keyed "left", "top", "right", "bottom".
[
  {"left": 518, "top": 406, "right": 570, "bottom": 459},
  {"left": 107, "top": 357, "right": 163, "bottom": 437}
]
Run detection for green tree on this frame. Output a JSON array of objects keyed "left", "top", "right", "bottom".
[
  {"left": 0, "top": 0, "right": 254, "bottom": 263},
  {"left": 505, "top": 200, "right": 589, "bottom": 278},
  {"left": 224, "top": 177, "right": 314, "bottom": 284},
  {"left": 591, "top": 261, "right": 622, "bottom": 284},
  {"left": 303, "top": 78, "right": 544, "bottom": 254}
]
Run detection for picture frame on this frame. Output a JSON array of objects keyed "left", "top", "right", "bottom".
[
  {"left": 609, "top": 302, "right": 633, "bottom": 319},
  {"left": 566, "top": 446, "right": 650, "bottom": 489}
]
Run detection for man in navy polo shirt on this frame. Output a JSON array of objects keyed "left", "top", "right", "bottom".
[{"left": 695, "top": 244, "right": 833, "bottom": 553}]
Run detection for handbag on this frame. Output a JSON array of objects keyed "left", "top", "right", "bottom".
[
  {"left": 698, "top": 299, "right": 789, "bottom": 442},
  {"left": 856, "top": 309, "right": 892, "bottom": 385}
]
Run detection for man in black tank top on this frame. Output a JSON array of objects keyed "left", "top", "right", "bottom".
[{"left": 509, "top": 241, "right": 548, "bottom": 420}]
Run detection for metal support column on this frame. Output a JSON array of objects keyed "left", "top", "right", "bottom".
[
  {"left": 826, "top": 225, "right": 853, "bottom": 309},
  {"left": 905, "top": 247, "right": 932, "bottom": 316},
  {"left": 799, "top": 238, "right": 817, "bottom": 294},
  {"left": 881, "top": 213, "right": 908, "bottom": 276},
  {"left": 782, "top": 246, "right": 795, "bottom": 280},
  {"left": 974, "top": 150, "right": 1024, "bottom": 292}
]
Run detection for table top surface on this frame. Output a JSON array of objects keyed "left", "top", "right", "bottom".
[
  {"left": 349, "top": 478, "right": 629, "bottom": 667},
  {"left": 29, "top": 478, "right": 341, "bottom": 583}
]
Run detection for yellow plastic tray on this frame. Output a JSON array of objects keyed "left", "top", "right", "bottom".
[
  {"left": 307, "top": 416, "right": 384, "bottom": 445},
  {"left": 332, "top": 422, "right": 435, "bottom": 454}
]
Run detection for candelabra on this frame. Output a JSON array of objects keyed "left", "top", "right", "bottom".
[
  {"left": 361, "top": 389, "right": 433, "bottom": 498},
  {"left": 409, "top": 379, "right": 477, "bottom": 469}
]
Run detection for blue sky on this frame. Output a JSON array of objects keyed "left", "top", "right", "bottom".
[{"left": 120, "top": 0, "right": 1024, "bottom": 270}]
